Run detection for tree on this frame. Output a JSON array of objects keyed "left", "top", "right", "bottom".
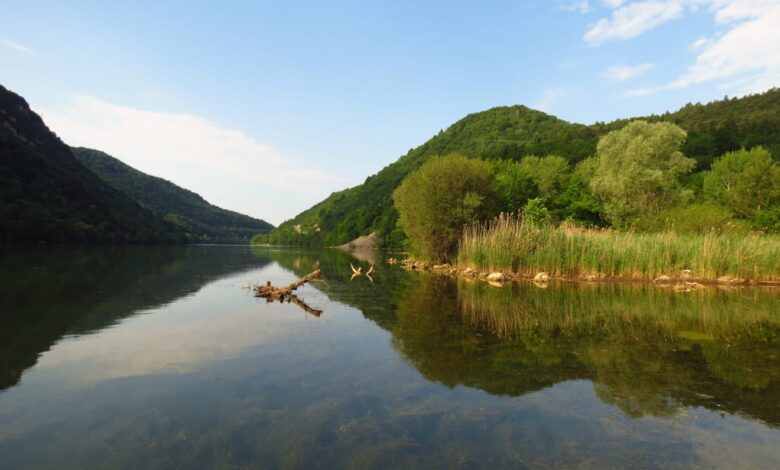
[
  {"left": 518, "top": 155, "right": 570, "bottom": 201},
  {"left": 590, "top": 121, "right": 695, "bottom": 228},
  {"left": 703, "top": 147, "right": 780, "bottom": 218},
  {"left": 553, "top": 157, "right": 606, "bottom": 225},
  {"left": 522, "top": 198, "right": 549, "bottom": 225},
  {"left": 393, "top": 155, "right": 497, "bottom": 261},
  {"left": 490, "top": 160, "right": 538, "bottom": 213}
]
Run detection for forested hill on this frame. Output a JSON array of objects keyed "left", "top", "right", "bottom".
[
  {"left": 0, "top": 84, "right": 183, "bottom": 243},
  {"left": 74, "top": 148, "right": 273, "bottom": 244},
  {"left": 267, "top": 88, "right": 780, "bottom": 247}
]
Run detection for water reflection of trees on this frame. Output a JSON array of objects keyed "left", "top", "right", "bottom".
[
  {"left": 391, "top": 276, "right": 780, "bottom": 426},
  {"left": 247, "top": 249, "right": 780, "bottom": 427}
]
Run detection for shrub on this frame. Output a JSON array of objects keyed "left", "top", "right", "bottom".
[{"left": 393, "top": 155, "right": 497, "bottom": 261}]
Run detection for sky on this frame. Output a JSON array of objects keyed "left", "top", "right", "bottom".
[{"left": 1, "top": 0, "right": 778, "bottom": 225}]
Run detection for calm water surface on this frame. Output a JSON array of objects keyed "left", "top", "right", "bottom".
[{"left": 1, "top": 245, "right": 780, "bottom": 469}]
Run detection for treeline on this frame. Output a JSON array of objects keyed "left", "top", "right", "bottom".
[
  {"left": 261, "top": 88, "right": 780, "bottom": 247},
  {"left": 74, "top": 148, "right": 273, "bottom": 244},
  {"left": 393, "top": 121, "right": 780, "bottom": 282}
]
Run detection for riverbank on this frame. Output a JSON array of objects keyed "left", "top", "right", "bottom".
[
  {"left": 396, "top": 214, "right": 780, "bottom": 287},
  {"left": 400, "top": 258, "right": 780, "bottom": 288}
]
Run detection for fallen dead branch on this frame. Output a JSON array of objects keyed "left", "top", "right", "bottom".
[{"left": 254, "top": 269, "right": 321, "bottom": 300}]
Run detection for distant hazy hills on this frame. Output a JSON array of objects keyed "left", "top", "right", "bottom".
[
  {"left": 0, "top": 84, "right": 272, "bottom": 244},
  {"left": 270, "top": 88, "right": 780, "bottom": 247},
  {"left": 73, "top": 147, "right": 273, "bottom": 243}
]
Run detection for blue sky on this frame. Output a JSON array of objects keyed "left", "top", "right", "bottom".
[{"left": 1, "top": 0, "right": 778, "bottom": 224}]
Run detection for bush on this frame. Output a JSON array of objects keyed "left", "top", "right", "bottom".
[
  {"left": 636, "top": 203, "right": 751, "bottom": 235},
  {"left": 393, "top": 155, "right": 497, "bottom": 261},
  {"left": 703, "top": 147, "right": 780, "bottom": 218},
  {"left": 522, "top": 198, "right": 549, "bottom": 225}
]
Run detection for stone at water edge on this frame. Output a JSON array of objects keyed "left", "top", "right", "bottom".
[
  {"left": 717, "top": 276, "right": 747, "bottom": 285},
  {"left": 486, "top": 272, "right": 505, "bottom": 282},
  {"left": 654, "top": 275, "right": 673, "bottom": 283},
  {"left": 533, "top": 272, "right": 550, "bottom": 282}
]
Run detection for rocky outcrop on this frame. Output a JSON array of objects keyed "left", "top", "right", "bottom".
[{"left": 337, "top": 231, "right": 383, "bottom": 251}]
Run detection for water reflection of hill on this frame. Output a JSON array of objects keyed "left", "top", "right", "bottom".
[
  {"left": 261, "top": 248, "right": 780, "bottom": 428},
  {"left": 0, "top": 245, "right": 270, "bottom": 391}
]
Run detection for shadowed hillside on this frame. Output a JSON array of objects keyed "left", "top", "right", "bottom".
[
  {"left": 74, "top": 147, "right": 273, "bottom": 244},
  {"left": 0, "top": 84, "right": 183, "bottom": 243}
]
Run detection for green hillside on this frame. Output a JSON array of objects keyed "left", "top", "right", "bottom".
[
  {"left": 73, "top": 148, "right": 273, "bottom": 244},
  {"left": 0, "top": 84, "right": 183, "bottom": 243},
  {"left": 265, "top": 89, "right": 780, "bottom": 247}
]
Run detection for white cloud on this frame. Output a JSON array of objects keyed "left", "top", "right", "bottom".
[
  {"left": 562, "top": 1, "right": 592, "bottom": 13},
  {"left": 602, "top": 0, "right": 630, "bottom": 6},
  {"left": 534, "top": 88, "right": 577, "bottom": 112},
  {"left": 710, "top": 0, "right": 780, "bottom": 22},
  {"left": 38, "top": 95, "right": 346, "bottom": 224},
  {"left": 672, "top": 5, "right": 780, "bottom": 90},
  {"left": 624, "top": 2, "right": 780, "bottom": 97},
  {"left": 0, "top": 37, "right": 39, "bottom": 57},
  {"left": 584, "top": 0, "right": 686, "bottom": 45},
  {"left": 689, "top": 35, "right": 711, "bottom": 50},
  {"left": 601, "top": 63, "right": 655, "bottom": 81}
]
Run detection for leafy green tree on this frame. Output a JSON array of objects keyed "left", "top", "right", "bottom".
[
  {"left": 522, "top": 198, "right": 549, "bottom": 225},
  {"left": 393, "top": 155, "right": 497, "bottom": 261},
  {"left": 552, "top": 158, "right": 605, "bottom": 225},
  {"left": 518, "top": 155, "right": 570, "bottom": 201},
  {"left": 703, "top": 147, "right": 780, "bottom": 218},
  {"left": 490, "top": 160, "right": 538, "bottom": 212},
  {"left": 752, "top": 207, "right": 780, "bottom": 233},
  {"left": 591, "top": 121, "right": 695, "bottom": 228}
]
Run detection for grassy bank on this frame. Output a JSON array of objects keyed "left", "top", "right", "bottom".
[{"left": 457, "top": 214, "right": 780, "bottom": 282}]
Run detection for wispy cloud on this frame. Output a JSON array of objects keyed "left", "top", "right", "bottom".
[
  {"left": 38, "top": 95, "right": 346, "bottom": 224},
  {"left": 534, "top": 88, "right": 577, "bottom": 112},
  {"left": 562, "top": 1, "right": 592, "bottom": 14},
  {"left": 601, "top": 0, "right": 630, "bottom": 7},
  {"left": 0, "top": 37, "right": 39, "bottom": 57},
  {"left": 623, "top": 1, "right": 780, "bottom": 97},
  {"left": 601, "top": 63, "right": 655, "bottom": 81},
  {"left": 584, "top": 0, "right": 686, "bottom": 46}
]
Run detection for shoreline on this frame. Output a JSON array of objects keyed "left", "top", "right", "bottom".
[{"left": 394, "top": 258, "right": 780, "bottom": 289}]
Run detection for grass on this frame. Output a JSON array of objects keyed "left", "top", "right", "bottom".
[{"left": 457, "top": 213, "right": 780, "bottom": 281}]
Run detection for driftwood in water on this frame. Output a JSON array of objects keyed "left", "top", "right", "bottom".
[
  {"left": 254, "top": 269, "right": 321, "bottom": 301},
  {"left": 288, "top": 296, "right": 323, "bottom": 316}
]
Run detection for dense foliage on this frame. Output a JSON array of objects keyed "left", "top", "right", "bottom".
[
  {"left": 590, "top": 121, "right": 695, "bottom": 227},
  {"left": 264, "top": 88, "right": 780, "bottom": 247},
  {"left": 73, "top": 148, "right": 273, "bottom": 244},
  {"left": 393, "top": 155, "right": 496, "bottom": 261},
  {"left": 702, "top": 147, "right": 780, "bottom": 219},
  {"left": 0, "top": 85, "right": 183, "bottom": 243}
]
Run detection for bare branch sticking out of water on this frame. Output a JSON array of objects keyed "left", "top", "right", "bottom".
[{"left": 254, "top": 269, "right": 323, "bottom": 316}]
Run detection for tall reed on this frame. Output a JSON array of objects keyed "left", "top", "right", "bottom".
[{"left": 458, "top": 213, "right": 780, "bottom": 281}]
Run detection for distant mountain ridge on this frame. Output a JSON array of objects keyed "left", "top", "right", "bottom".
[
  {"left": 73, "top": 148, "right": 273, "bottom": 244},
  {"left": 267, "top": 89, "right": 780, "bottom": 247},
  {"left": 0, "top": 84, "right": 182, "bottom": 243}
]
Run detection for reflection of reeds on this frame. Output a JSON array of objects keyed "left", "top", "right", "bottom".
[
  {"left": 457, "top": 279, "right": 780, "bottom": 341},
  {"left": 458, "top": 214, "right": 780, "bottom": 281}
]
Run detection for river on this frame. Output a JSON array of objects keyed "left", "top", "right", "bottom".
[{"left": 1, "top": 245, "right": 779, "bottom": 468}]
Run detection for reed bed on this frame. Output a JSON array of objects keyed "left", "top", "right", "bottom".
[{"left": 458, "top": 213, "right": 780, "bottom": 281}]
